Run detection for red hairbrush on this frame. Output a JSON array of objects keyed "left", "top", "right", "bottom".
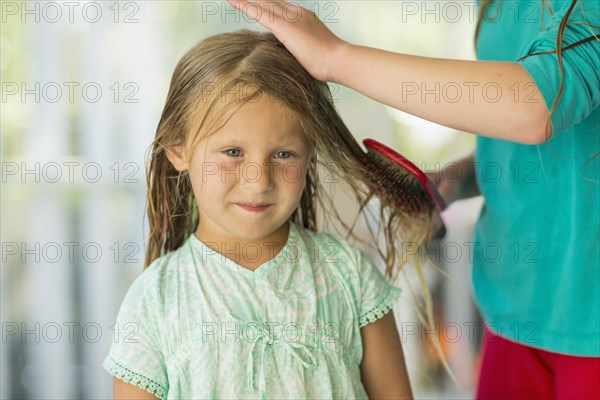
[{"left": 363, "top": 138, "right": 446, "bottom": 232}]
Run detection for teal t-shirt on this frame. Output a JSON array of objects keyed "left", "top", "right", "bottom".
[
  {"left": 103, "top": 222, "right": 401, "bottom": 399},
  {"left": 475, "top": 0, "right": 599, "bottom": 356}
]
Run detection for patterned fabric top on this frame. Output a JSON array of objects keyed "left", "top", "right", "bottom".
[{"left": 103, "top": 221, "right": 402, "bottom": 399}]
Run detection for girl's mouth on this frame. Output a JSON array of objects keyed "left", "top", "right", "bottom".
[{"left": 236, "top": 203, "right": 272, "bottom": 212}]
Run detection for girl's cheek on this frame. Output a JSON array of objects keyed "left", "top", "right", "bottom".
[
  {"left": 216, "top": 160, "right": 245, "bottom": 184},
  {"left": 279, "top": 161, "right": 306, "bottom": 185}
]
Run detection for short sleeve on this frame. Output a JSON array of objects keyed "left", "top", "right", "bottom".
[
  {"left": 354, "top": 249, "right": 402, "bottom": 328},
  {"left": 517, "top": 1, "right": 600, "bottom": 135},
  {"left": 102, "top": 272, "right": 168, "bottom": 399}
]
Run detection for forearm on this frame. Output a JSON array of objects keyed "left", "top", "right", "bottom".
[
  {"left": 452, "top": 153, "right": 480, "bottom": 203},
  {"left": 332, "top": 44, "right": 551, "bottom": 144},
  {"left": 429, "top": 153, "right": 480, "bottom": 206}
]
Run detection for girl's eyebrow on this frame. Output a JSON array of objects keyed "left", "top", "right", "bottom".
[{"left": 211, "top": 135, "right": 307, "bottom": 148}]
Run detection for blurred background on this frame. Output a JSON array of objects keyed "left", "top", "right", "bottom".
[{"left": 2, "top": 1, "right": 484, "bottom": 398}]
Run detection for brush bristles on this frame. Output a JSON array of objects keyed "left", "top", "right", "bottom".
[{"left": 364, "top": 149, "right": 434, "bottom": 216}]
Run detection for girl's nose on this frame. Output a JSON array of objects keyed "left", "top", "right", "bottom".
[{"left": 241, "top": 161, "right": 275, "bottom": 192}]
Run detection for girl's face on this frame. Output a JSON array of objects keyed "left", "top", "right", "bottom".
[{"left": 168, "top": 95, "right": 313, "bottom": 246}]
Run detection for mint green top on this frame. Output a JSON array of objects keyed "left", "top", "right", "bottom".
[
  {"left": 103, "top": 222, "right": 401, "bottom": 399},
  {"left": 475, "top": 0, "right": 599, "bottom": 356}
]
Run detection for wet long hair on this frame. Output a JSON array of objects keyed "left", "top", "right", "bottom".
[{"left": 144, "top": 30, "right": 432, "bottom": 284}]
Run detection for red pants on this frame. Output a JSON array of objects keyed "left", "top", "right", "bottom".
[{"left": 477, "top": 327, "right": 600, "bottom": 399}]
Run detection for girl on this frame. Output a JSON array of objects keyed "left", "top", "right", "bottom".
[
  {"left": 103, "top": 30, "right": 424, "bottom": 399},
  {"left": 227, "top": 0, "right": 600, "bottom": 398}
]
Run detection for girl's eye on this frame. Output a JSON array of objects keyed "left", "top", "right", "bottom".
[
  {"left": 275, "top": 151, "right": 292, "bottom": 159},
  {"left": 224, "top": 149, "right": 242, "bottom": 157}
]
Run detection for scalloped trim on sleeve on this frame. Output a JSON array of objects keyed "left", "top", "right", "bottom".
[
  {"left": 103, "top": 356, "right": 168, "bottom": 400},
  {"left": 358, "top": 286, "right": 402, "bottom": 328}
]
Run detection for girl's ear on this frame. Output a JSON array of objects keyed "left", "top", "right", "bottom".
[{"left": 165, "top": 145, "right": 188, "bottom": 171}]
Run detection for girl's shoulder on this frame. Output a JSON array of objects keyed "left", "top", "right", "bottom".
[
  {"left": 143, "top": 246, "right": 183, "bottom": 281},
  {"left": 123, "top": 244, "right": 190, "bottom": 307},
  {"left": 292, "top": 224, "right": 400, "bottom": 327}
]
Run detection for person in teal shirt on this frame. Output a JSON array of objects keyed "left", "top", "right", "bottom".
[{"left": 228, "top": 0, "right": 600, "bottom": 397}]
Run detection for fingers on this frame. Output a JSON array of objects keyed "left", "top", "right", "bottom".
[
  {"left": 227, "top": 0, "right": 262, "bottom": 22},
  {"left": 227, "top": 0, "right": 307, "bottom": 28},
  {"left": 227, "top": 0, "right": 282, "bottom": 24}
]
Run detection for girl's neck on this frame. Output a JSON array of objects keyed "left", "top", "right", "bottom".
[{"left": 194, "top": 221, "right": 290, "bottom": 271}]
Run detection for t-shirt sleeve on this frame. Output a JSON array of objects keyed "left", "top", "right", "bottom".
[
  {"left": 517, "top": 1, "right": 600, "bottom": 135},
  {"left": 102, "top": 271, "right": 168, "bottom": 399},
  {"left": 353, "top": 248, "right": 402, "bottom": 328}
]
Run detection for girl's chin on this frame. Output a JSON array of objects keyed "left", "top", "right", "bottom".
[{"left": 231, "top": 222, "right": 289, "bottom": 241}]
